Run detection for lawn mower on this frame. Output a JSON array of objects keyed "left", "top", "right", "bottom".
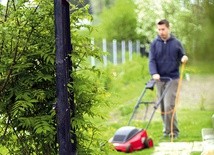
[{"left": 109, "top": 77, "right": 172, "bottom": 153}]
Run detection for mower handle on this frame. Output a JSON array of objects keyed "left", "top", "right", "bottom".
[
  {"left": 146, "top": 77, "right": 172, "bottom": 89},
  {"left": 159, "top": 77, "right": 172, "bottom": 82}
]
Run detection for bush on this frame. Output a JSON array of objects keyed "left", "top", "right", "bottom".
[{"left": 92, "top": 0, "right": 138, "bottom": 41}]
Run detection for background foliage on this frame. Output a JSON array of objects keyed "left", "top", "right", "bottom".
[
  {"left": 91, "top": 0, "right": 138, "bottom": 41},
  {"left": 0, "top": 0, "right": 110, "bottom": 154},
  {"left": 92, "top": 0, "right": 214, "bottom": 61}
]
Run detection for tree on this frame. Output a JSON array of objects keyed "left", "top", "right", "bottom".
[
  {"left": 135, "top": 0, "right": 214, "bottom": 61},
  {"left": 193, "top": 0, "right": 214, "bottom": 61},
  {"left": 135, "top": 0, "right": 161, "bottom": 45},
  {"left": 90, "top": 0, "right": 114, "bottom": 14},
  {"left": 0, "top": 0, "right": 56, "bottom": 154},
  {"left": 0, "top": 0, "right": 109, "bottom": 154},
  {"left": 93, "top": 0, "right": 138, "bottom": 41}
]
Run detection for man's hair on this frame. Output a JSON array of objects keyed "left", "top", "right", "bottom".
[{"left": 157, "top": 19, "right": 170, "bottom": 28}]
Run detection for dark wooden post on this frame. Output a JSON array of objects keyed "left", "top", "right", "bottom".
[{"left": 54, "top": 0, "right": 76, "bottom": 154}]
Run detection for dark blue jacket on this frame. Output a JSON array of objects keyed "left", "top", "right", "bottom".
[{"left": 149, "top": 35, "right": 185, "bottom": 79}]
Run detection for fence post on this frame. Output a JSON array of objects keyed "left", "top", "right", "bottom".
[
  {"left": 102, "top": 38, "right": 108, "bottom": 67},
  {"left": 121, "top": 40, "right": 126, "bottom": 64},
  {"left": 128, "top": 40, "right": 133, "bottom": 61},
  {"left": 113, "top": 39, "right": 117, "bottom": 65},
  {"left": 91, "top": 38, "right": 95, "bottom": 66},
  {"left": 54, "top": 0, "right": 75, "bottom": 154},
  {"left": 136, "top": 40, "right": 140, "bottom": 55}
]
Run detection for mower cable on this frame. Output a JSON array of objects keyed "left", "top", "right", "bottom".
[{"left": 170, "top": 62, "right": 186, "bottom": 142}]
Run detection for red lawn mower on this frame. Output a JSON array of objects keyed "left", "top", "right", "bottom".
[{"left": 109, "top": 78, "right": 172, "bottom": 153}]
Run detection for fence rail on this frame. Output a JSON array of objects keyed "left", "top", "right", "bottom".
[{"left": 90, "top": 39, "right": 147, "bottom": 67}]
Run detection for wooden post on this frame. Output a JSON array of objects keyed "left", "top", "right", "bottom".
[{"left": 54, "top": 0, "right": 76, "bottom": 154}]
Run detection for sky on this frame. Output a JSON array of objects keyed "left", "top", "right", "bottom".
[{"left": 0, "top": 0, "right": 7, "bottom": 5}]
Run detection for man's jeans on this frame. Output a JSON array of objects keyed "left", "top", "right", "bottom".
[{"left": 156, "top": 79, "right": 179, "bottom": 136}]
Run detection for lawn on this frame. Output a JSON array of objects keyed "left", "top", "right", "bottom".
[
  {"left": 103, "top": 110, "right": 213, "bottom": 155},
  {"left": 1, "top": 56, "right": 213, "bottom": 154},
  {"left": 97, "top": 56, "right": 214, "bottom": 154}
]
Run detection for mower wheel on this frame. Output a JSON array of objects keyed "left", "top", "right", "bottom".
[
  {"left": 126, "top": 144, "right": 133, "bottom": 153},
  {"left": 144, "top": 138, "right": 153, "bottom": 148}
]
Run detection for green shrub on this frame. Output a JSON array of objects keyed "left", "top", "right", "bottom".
[{"left": 92, "top": 0, "right": 138, "bottom": 41}]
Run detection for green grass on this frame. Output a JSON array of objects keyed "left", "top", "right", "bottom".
[
  {"left": 185, "top": 60, "right": 214, "bottom": 75},
  {"left": 191, "top": 152, "right": 201, "bottom": 155},
  {"left": 100, "top": 107, "right": 213, "bottom": 154},
  {"left": 96, "top": 56, "right": 214, "bottom": 154},
  {"left": 99, "top": 107, "right": 213, "bottom": 154},
  {"left": 1, "top": 56, "right": 212, "bottom": 154}
]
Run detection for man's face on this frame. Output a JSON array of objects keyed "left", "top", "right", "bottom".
[{"left": 157, "top": 24, "right": 170, "bottom": 40}]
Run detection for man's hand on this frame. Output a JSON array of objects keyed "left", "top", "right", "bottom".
[
  {"left": 181, "top": 55, "right": 188, "bottom": 63},
  {"left": 152, "top": 74, "right": 160, "bottom": 80}
]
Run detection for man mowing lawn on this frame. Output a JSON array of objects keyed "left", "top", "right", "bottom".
[{"left": 149, "top": 19, "right": 188, "bottom": 139}]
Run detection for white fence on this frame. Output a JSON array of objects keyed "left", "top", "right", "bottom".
[{"left": 90, "top": 39, "right": 144, "bottom": 67}]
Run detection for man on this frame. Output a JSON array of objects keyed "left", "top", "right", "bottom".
[{"left": 149, "top": 19, "right": 188, "bottom": 138}]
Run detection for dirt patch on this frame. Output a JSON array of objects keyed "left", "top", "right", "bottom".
[{"left": 179, "top": 74, "right": 214, "bottom": 110}]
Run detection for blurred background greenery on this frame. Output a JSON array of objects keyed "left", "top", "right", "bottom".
[{"left": 80, "top": 0, "right": 214, "bottom": 63}]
